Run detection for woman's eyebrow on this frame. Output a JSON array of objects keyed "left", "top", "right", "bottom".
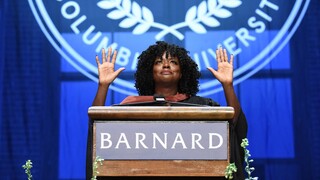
[{"left": 165, "top": 57, "right": 178, "bottom": 60}]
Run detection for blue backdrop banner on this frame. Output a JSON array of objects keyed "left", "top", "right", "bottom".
[{"left": 1, "top": 0, "right": 319, "bottom": 179}]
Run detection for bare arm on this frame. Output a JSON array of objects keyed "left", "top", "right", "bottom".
[
  {"left": 92, "top": 48, "right": 125, "bottom": 106},
  {"left": 207, "top": 47, "right": 241, "bottom": 124}
]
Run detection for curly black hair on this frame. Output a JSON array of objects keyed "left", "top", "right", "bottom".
[{"left": 134, "top": 41, "right": 201, "bottom": 96}]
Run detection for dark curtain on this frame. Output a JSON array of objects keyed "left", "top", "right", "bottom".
[
  {"left": 0, "top": 0, "right": 320, "bottom": 180},
  {"left": 0, "top": 0, "right": 60, "bottom": 179},
  {"left": 291, "top": 0, "right": 320, "bottom": 179}
]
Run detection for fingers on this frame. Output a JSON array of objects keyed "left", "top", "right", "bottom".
[
  {"left": 95, "top": 55, "right": 100, "bottom": 66},
  {"left": 115, "top": 67, "right": 126, "bottom": 76},
  {"left": 99, "top": 47, "right": 117, "bottom": 64},
  {"left": 111, "top": 49, "right": 117, "bottom": 64},
  {"left": 102, "top": 48, "right": 106, "bottom": 63},
  {"left": 216, "top": 48, "right": 221, "bottom": 62},
  {"left": 107, "top": 47, "right": 112, "bottom": 62},
  {"left": 230, "top": 54, "right": 234, "bottom": 66},
  {"left": 216, "top": 47, "right": 232, "bottom": 63},
  {"left": 223, "top": 49, "right": 228, "bottom": 62},
  {"left": 207, "top": 67, "right": 216, "bottom": 75}
]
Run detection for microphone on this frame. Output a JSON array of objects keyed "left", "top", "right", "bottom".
[
  {"left": 153, "top": 94, "right": 166, "bottom": 102},
  {"left": 152, "top": 94, "right": 202, "bottom": 106}
]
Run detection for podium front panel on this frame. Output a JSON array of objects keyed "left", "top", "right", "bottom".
[
  {"left": 89, "top": 106, "right": 232, "bottom": 177},
  {"left": 95, "top": 121, "right": 228, "bottom": 160}
]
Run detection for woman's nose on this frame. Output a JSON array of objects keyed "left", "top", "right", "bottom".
[{"left": 162, "top": 59, "right": 170, "bottom": 68}]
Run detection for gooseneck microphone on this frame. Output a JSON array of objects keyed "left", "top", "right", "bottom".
[{"left": 153, "top": 94, "right": 166, "bottom": 102}]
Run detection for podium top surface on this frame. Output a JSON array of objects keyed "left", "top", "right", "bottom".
[{"left": 88, "top": 106, "right": 234, "bottom": 120}]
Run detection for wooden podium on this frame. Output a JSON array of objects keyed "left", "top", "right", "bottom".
[{"left": 88, "top": 106, "right": 234, "bottom": 179}]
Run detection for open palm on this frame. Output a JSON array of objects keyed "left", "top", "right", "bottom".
[
  {"left": 207, "top": 48, "right": 234, "bottom": 85},
  {"left": 95, "top": 48, "right": 125, "bottom": 85}
]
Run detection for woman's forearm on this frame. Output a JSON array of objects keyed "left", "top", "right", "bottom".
[
  {"left": 92, "top": 84, "right": 109, "bottom": 106},
  {"left": 222, "top": 83, "right": 241, "bottom": 124}
]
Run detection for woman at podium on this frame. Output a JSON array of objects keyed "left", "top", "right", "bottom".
[{"left": 90, "top": 41, "right": 247, "bottom": 180}]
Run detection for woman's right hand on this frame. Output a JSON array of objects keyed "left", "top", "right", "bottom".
[{"left": 95, "top": 47, "right": 125, "bottom": 86}]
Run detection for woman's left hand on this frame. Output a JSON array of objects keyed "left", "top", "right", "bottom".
[{"left": 207, "top": 47, "right": 234, "bottom": 85}]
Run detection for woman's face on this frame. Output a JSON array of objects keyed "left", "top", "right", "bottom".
[{"left": 153, "top": 52, "right": 182, "bottom": 86}]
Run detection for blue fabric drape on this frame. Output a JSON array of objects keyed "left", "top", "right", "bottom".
[
  {"left": 0, "top": 0, "right": 60, "bottom": 179},
  {"left": 0, "top": 0, "right": 320, "bottom": 180}
]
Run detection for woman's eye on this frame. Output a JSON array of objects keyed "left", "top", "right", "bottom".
[{"left": 155, "top": 60, "right": 162, "bottom": 64}]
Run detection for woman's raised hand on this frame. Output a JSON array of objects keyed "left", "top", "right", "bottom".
[
  {"left": 95, "top": 47, "right": 125, "bottom": 86},
  {"left": 207, "top": 47, "right": 234, "bottom": 86}
]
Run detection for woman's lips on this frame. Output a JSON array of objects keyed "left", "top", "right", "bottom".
[{"left": 161, "top": 71, "right": 172, "bottom": 75}]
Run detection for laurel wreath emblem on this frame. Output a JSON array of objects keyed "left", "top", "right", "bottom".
[{"left": 97, "top": 0, "right": 242, "bottom": 40}]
